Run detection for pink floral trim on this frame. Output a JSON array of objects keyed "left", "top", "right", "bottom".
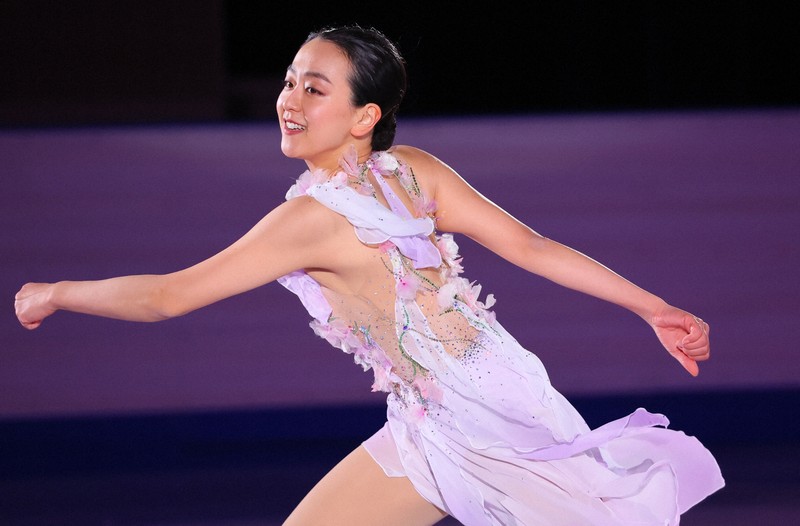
[
  {"left": 285, "top": 147, "right": 498, "bottom": 400},
  {"left": 396, "top": 272, "right": 423, "bottom": 300},
  {"left": 285, "top": 168, "right": 348, "bottom": 200}
]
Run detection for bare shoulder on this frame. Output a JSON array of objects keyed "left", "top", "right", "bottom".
[
  {"left": 390, "top": 144, "right": 454, "bottom": 173},
  {"left": 248, "top": 195, "right": 351, "bottom": 260},
  {"left": 270, "top": 195, "right": 349, "bottom": 239},
  {"left": 389, "top": 145, "right": 461, "bottom": 198}
]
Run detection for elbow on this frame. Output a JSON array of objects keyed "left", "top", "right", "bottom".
[
  {"left": 508, "top": 233, "right": 554, "bottom": 273},
  {"left": 149, "top": 306, "right": 180, "bottom": 322},
  {"left": 146, "top": 277, "right": 193, "bottom": 321},
  {"left": 527, "top": 232, "right": 551, "bottom": 252},
  {"left": 522, "top": 232, "right": 553, "bottom": 261}
]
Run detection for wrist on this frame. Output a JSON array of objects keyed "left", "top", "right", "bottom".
[
  {"left": 632, "top": 294, "right": 668, "bottom": 323},
  {"left": 48, "top": 281, "right": 69, "bottom": 311}
]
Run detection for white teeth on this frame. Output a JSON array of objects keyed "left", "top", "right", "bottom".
[{"left": 286, "top": 122, "right": 305, "bottom": 130}]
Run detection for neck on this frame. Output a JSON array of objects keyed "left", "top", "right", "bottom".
[{"left": 305, "top": 143, "right": 373, "bottom": 173}]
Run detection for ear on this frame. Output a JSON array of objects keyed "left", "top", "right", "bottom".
[{"left": 351, "top": 103, "right": 382, "bottom": 138}]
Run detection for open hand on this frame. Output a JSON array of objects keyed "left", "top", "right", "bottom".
[{"left": 649, "top": 304, "right": 710, "bottom": 376}]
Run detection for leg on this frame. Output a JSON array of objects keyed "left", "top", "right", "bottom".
[{"left": 284, "top": 444, "right": 448, "bottom": 526}]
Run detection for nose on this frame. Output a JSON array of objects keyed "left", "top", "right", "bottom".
[{"left": 280, "top": 86, "right": 300, "bottom": 113}]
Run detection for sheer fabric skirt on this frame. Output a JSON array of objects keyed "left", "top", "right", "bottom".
[{"left": 364, "top": 324, "right": 724, "bottom": 526}]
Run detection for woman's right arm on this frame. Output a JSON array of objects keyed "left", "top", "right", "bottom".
[{"left": 15, "top": 196, "right": 341, "bottom": 330}]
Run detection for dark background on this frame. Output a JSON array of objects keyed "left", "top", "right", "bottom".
[{"left": 2, "top": 0, "right": 798, "bottom": 127}]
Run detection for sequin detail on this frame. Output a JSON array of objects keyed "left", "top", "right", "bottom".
[{"left": 277, "top": 149, "right": 724, "bottom": 526}]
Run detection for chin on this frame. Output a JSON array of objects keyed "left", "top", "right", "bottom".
[{"left": 279, "top": 140, "right": 303, "bottom": 160}]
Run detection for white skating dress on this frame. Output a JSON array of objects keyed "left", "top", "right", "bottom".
[{"left": 278, "top": 148, "right": 724, "bottom": 525}]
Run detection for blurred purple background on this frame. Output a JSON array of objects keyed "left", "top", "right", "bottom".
[
  {"left": 3, "top": 110, "right": 799, "bottom": 417},
  {"left": 2, "top": 3, "right": 799, "bottom": 523}
]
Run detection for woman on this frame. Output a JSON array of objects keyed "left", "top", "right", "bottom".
[{"left": 15, "top": 25, "right": 723, "bottom": 525}]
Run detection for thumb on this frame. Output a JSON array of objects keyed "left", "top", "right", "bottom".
[
  {"left": 21, "top": 320, "right": 43, "bottom": 330},
  {"left": 673, "top": 344, "right": 700, "bottom": 376}
]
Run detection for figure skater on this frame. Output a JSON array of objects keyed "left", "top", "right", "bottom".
[{"left": 15, "top": 24, "right": 724, "bottom": 525}]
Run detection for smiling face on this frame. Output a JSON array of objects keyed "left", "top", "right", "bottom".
[{"left": 277, "top": 38, "right": 370, "bottom": 172}]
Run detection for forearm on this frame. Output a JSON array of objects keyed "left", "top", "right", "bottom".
[
  {"left": 49, "top": 275, "right": 176, "bottom": 322},
  {"left": 516, "top": 236, "right": 667, "bottom": 321}
]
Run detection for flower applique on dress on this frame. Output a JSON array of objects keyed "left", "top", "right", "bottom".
[{"left": 277, "top": 148, "right": 723, "bottom": 526}]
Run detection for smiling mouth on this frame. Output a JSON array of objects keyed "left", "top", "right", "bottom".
[{"left": 285, "top": 121, "right": 306, "bottom": 131}]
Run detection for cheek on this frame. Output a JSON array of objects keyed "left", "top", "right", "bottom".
[{"left": 323, "top": 104, "right": 359, "bottom": 131}]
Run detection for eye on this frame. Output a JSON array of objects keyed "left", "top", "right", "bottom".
[
  {"left": 282, "top": 79, "right": 295, "bottom": 90},
  {"left": 304, "top": 85, "right": 322, "bottom": 95}
]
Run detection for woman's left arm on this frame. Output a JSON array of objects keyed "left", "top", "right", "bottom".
[{"left": 394, "top": 146, "right": 710, "bottom": 375}]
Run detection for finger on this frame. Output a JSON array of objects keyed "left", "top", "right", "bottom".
[
  {"left": 682, "top": 342, "right": 711, "bottom": 361},
  {"left": 679, "top": 344, "right": 710, "bottom": 362},
  {"left": 692, "top": 317, "right": 709, "bottom": 336},
  {"left": 21, "top": 320, "right": 42, "bottom": 330},
  {"left": 681, "top": 334, "right": 709, "bottom": 352},
  {"left": 668, "top": 343, "right": 700, "bottom": 376},
  {"left": 682, "top": 334, "right": 711, "bottom": 360},
  {"left": 684, "top": 348, "right": 710, "bottom": 362},
  {"left": 677, "top": 353, "right": 700, "bottom": 376},
  {"left": 681, "top": 324, "right": 708, "bottom": 347}
]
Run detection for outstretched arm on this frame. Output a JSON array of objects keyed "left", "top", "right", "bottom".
[
  {"left": 15, "top": 196, "right": 339, "bottom": 329},
  {"left": 393, "top": 146, "right": 711, "bottom": 376}
]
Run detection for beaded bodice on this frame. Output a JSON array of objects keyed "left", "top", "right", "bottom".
[
  {"left": 278, "top": 147, "right": 497, "bottom": 407},
  {"left": 278, "top": 149, "right": 725, "bottom": 526}
]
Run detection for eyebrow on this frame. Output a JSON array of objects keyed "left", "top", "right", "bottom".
[{"left": 285, "top": 65, "right": 332, "bottom": 84}]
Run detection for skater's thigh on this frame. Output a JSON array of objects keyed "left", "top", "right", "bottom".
[{"left": 284, "top": 444, "right": 448, "bottom": 526}]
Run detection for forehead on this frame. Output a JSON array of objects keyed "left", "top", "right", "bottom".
[{"left": 288, "top": 38, "right": 351, "bottom": 80}]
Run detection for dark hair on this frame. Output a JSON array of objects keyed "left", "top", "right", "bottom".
[{"left": 305, "top": 25, "right": 407, "bottom": 151}]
